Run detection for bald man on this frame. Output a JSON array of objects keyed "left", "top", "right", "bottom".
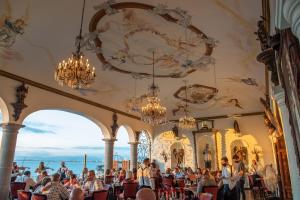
[{"left": 70, "top": 188, "right": 84, "bottom": 200}]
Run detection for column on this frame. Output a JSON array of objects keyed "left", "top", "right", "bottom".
[
  {"left": 192, "top": 132, "right": 198, "bottom": 170},
  {"left": 128, "top": 141, "right": 139, "bottom": 171},
  {"left": 273, "top": 85, "right": 300, "bottom": 200},
  {"left": 220, "top": 129, "right": 227, "bottom": 157},
  {"left": 103, "top": 139, "right": 116, "bottom": 173},
  {"left": 0, "top": 123, "right": 23, "bottom": 200}
]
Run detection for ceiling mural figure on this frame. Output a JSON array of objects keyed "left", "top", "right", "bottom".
[
  {"left": 174, "top": 84, "right": 218, "bottom": 104},
  {"left": 89, "top": 1, "right": 216, "bottom": 78}
]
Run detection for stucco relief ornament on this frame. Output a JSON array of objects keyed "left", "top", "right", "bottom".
[
  {"left": 94, "top": 0, "right": 118, "bottom": 15},
  {"left": 102, "top": 63, "right": 113, "bottom": 71},
  {"left": 80, "top": 31, "right": 103, "bottom": 54}
]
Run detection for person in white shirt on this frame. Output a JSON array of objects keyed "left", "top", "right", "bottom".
[
  {"left": 220, "top": 156, "right": 231, "bottom": 200},
  {"left": 15, "top": 171, "right": 36, "bottom": 191},
  {"left": 137, "top": 158, "right": 151, "bottom": 188},
  {"left": 83, "top": 170, "right": 104, "bottom": 192}
]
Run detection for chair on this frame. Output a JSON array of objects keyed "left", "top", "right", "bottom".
[
  {"left": 123, "top": 182, "right": 138, "bottom": 199},
  {"left": 176, "top": 178, "right": 185, "bottom": 188},
  {"left": 162, "top": 177, "right": 173, "bottom": 188},
  {"left": 104, "top": 175, "right": 114, "bottom": 184},
  {"left": 31, "top": 193, "right": 47, "bottom": 200},
  {"left": 199, "top": 193, "right": 213, "bottom": 200},
  {"left": 203, "top": 186, "right": 218, "bottom": 200},
  {"left": 92, "top": 190, "right": 108, "bottom": 200},
  {"left": 17, "top": 190, "right": 32, "bottom": 200},
  {"left": 10, "top": 182, "right": 26, "bottom": 199}
]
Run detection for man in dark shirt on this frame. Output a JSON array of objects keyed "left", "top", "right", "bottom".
[{"left": 233, "top": 154, "right": 246, "bottom": 200}]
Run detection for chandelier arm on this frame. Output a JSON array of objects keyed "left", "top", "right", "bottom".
[{"left": 76, "top": 0, "right": 86, "bottom": 55}]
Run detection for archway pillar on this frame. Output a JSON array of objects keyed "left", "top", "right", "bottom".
[
  {"left": 220, "top": 129, "right": 227, "bottom": 157},
  {"left": 273, "top": 85, "right": 300, "bottom": 200},
  {"left": 0, "top": 123, "right": 24, "bottom": 200},
  {"left": 128, "top": 141, "right": 139, "bottom": 171},
  {"left": 103, "top": 138, "right": 116, "bottom": 172}
]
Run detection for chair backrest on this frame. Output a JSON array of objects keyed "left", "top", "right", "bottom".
[
  {"left": 92, "top": 190, "right": 108, "bottom": 200},
  {"left": 123, "top": 182, "right": 138, "bottom": 198},
  {"left": 203, "top": 186, "right": 218, "bottom": 200},
  {"left": 199, "top": 193, "right": 213, "bottom": 200},
  {"left": 104, "top": 175, "right": 114, "bottom": 184},
  {"left": 10, "top": 182, "right": 26, "bottom": 198},
  {"left": 17, "top": 190, "right": 32, "bottom": 200},
  {"left": 32, "top": 193, "right": 47, "bottom": 200},
  {"left": 248, "top": 175, "right": 254, "bottom": 188},
  {"left": 176, "top": 178, "right": 185, "bottom": 188},
  {"left": 162, "top": 177, "right": 173, "bottom": 188}
]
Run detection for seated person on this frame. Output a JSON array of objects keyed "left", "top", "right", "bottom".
[
  {"left": 83, "top": 170, "right": 104, "bottom": 192},
  {"left": 119, "top": 169, "right": 126, "bottom": 183},
  {"left": 70, "top": 188, "right": 84, "bottom": 200},
  {"left": 197, "top": 169, "right": 216, "bottom": 194},
  {"left": 173, "top": 167, "right": 185, "bottom": 179},
  {"left": 15, "top": 170, "right": 36, "bottom": 191},
  {"left": 164, "top": 168, "right": 174, "bottom": 179},
  {"left": 136, "top": 188, "right": 156, "bottom": 200},
  {"left": 34, "top": 177, "right": 51, "bottom": 193},
  {"left": 123, "top": 171, "right": 134, "bottom": 184},
  {"left": 42, "top": 173, "right": 69, "bottom": 200},
  {"left": 64, "top": 174, "right": 80, "bottom": 189}
]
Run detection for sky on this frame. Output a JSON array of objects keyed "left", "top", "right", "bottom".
[{"left": 0, "top": 110, "right": 130, "bottom": 156}]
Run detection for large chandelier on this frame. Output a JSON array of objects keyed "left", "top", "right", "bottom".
[
  {"left": 55, "top": 0, "right": 95, "bottom": 89},
  {"left": 141, "top": 51, "right": 167, "bottom": 125},
  {"left": 178, "top": 80, "right": 196, "bottom": 129}
]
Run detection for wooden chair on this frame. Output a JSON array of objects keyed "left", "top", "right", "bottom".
[
  {"left": 176, "top": 178, "right": 185, "bottom": 188},
  {"left": 92, "top": 190, "right": 108, "bottom": 200},
  {"left": 123, "top": 182, "right": 138, "bottom": 199},
  {"left": 10, "top": 182, "right": 26, "bottom": 199},
  {"left": 17, "top": 190, "right": 32, "bottom": 200},
  {"left": 199, "top": 193, "right": 213, "bottom": 200},
  {"left": 31, "top": 193, "right": 47, "bottom": 200},
  {"left": 203, "top": 186, "right": 218, "bottom": 200}
]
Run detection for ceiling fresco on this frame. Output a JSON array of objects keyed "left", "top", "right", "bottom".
[
  {"left": 89, "top": 2, "right": 216, "bottom": 78},
  {"left": 0, "top": 0, "right": 265, "bottom": 120}
]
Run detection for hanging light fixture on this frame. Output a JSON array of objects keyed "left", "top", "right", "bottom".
[
  {"left": 55, "top": 0, "right": 95, "bottom": 89},
  {"left": 178, "top": 80, "right": 196, "bottom": 129},
  {"left": 141, "top": 51, "right": 167, "bottom": 125}
]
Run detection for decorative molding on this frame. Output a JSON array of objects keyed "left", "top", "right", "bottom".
[
  {"left": 11, "top": 83, "right": 28, "bottom": 121},
  {"left": 111, "top": 112, "right": 119, "bottom": 138},
  {"left": 0, "top": 123, "right": 24, "bottom": 133},
  {"left": 0, "top": 69, "right": 140, "bottom": 120}
]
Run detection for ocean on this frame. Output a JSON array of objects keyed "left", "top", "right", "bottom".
[{"left": 14, "top": 146, "right": 131, "bottom": 179}]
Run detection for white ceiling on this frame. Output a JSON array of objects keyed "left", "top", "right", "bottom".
[{"left": 0, "top": 0, "right": 265, "bottom": 120}]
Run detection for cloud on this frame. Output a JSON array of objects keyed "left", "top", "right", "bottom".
[
  {"left": 72, "top": 146, "right": 103, "bottom": 150},
  {"left": 23, "top": 126, "right": 56, "bottom": 134}
]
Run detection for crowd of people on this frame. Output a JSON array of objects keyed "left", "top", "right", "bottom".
[{"left": 10, "top": 156, "right": 278, "bottom": 200}]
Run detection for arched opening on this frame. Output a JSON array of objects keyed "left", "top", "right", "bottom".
[
  {"left": 137, "top": 130, "right": 151, "bottom": 163},
  {"left": 14, "top": 109, "right": 109, "bottom": 178},
  {"left": 114, "top": 125, "right": 131, "bottom": 170}
]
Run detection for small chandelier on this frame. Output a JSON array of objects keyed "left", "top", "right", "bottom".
[
  {"left": 178, "top": 80, "right": 196, "bottom": 129},
  {"left": 141, "top": 51, "right": 167, "bottom": 125},
  {"left": 55, "top": 0, "right": 95, "bottom": 89}
]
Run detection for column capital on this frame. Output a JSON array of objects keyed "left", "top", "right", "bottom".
[
  {"left": 272, "top": 85, "right": 286, "bottom": 107},
  {"left": 0, "top": 123, "right": 24, "bottom": 133},
  {"left": 102, "top": 138, "right": 117, "bottom": 143},
  {"left": 128, "top": 141, "right": 139, "bottom": 145}
]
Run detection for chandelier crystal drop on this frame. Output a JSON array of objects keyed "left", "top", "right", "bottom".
[
  {"left": 141, "top": 51, "right": 167, "bottom": 125},
  {"left": 178, "top": 80, "right": 196, "bottom": 129},
  {"left": 55, "top": 0, "right": 96, "bottom": 89}
]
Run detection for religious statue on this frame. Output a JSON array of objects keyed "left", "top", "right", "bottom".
[
  {"left": 173, "top": 148, "right": 184, "bottom": 166},
  {"left": 202, "top": 144, "right": 212, "bottom": 169}
]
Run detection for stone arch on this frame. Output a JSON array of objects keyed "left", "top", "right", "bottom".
[
  {"left": 116, "top": 124, "right": 135, "bottom": 143},
  {"left": 20, "top": 108, "right": 111, "bottom": 139},
  {"left": 0, "top": 97, "right": 9, "bottom": 123}
]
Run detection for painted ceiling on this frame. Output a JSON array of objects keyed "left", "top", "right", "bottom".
[{"left": 0, "top": 0, "right": 265, "bottom": 121}]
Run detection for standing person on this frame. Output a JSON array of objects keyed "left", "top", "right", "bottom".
[
  {"left": 137, "top": 158, "right": 151, "bottom": 189},
  {"left": 15, "top": 171, "right": 36, "bottom": 191},
  {"left": 35, "top": 161, "right": 52, "bottom": 176},
  {"left": 233, "top": 154, "right": 246, "bottom": 200},
  {"left": 57, "top": 161, "right": 68, "bottom": 181},
  {"left": 220, "top": 156, "right": 231, "bottom": 200},
  {"left": 203, "top": 144, "right": 212, "bottom": 170},
  {"left": 42, "top": 173, "right": 70, "bottom": 200},
  {"left": 149, "top": 162, "right": 158, "bottom": 190}
]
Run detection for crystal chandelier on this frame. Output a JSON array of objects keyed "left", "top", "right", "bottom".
[
  {"left": 55, "top": 0, "right": 95, "bottom": 89},
  {"left": 141, "top": 51, "right": 167, "bottom": 125},
  {"left": 178, "top": 80, "right": 196, "bottom": 129}
]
